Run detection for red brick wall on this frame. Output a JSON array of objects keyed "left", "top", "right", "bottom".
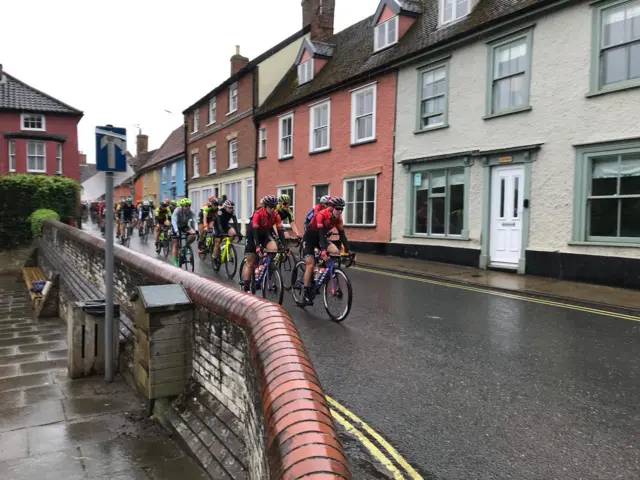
[
  {"left": 0, "top": 112, "right": 81, "bottom": 181},
  {"left": 256, "top": 72, "right": 397, "bottom": 243}
]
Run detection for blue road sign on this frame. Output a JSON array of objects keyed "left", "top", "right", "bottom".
[{"left": 96, "top": 126, "right": 127, "bottom": 172}]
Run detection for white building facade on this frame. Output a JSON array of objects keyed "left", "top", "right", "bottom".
[{"left": 392, "top": 0, "right": 640, "bottom": 287}]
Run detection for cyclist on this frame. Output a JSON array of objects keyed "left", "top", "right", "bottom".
[
  {"left": 138, "top": 200, "right": 152, "bottom": 235},
  {"left": 242, "top": 195, "right": 288, "bottom": 292},
  {"left": 154, "top": 201, "right": 172, "bottom": 252},
  {"left": 118, "top": 198, "right": 136, "bottom": 239},
  {"left": 301, "top": 196, "right": 350, "bottom": 305},
  {"left": 171, "top": 198, "right": 197, "bottom": 267},
  {"left": 275, "top": 194, "right": 301, "bottom": 239},
  {"left": 303, "top": 195, "right": 331, "bottom": 229},
  {"left": 168, "top": 199, "right": 177, "bottom": 213},
  {"left": 115, "top": 200, "right": 124, "bottom": 238},
  {"left": 198, "top": 196, "right": 219, "bottom": 255},
  {"left": 213, "top": 200, "right": 243, "bottom": 265}
]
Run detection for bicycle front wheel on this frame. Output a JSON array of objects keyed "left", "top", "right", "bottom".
[
  {"left": 323, "top": 268, "right": 353, "bottom": 322},
  {"left": 162, "top": 239, "right": 170, "bottom": 259},
  {"left": 225, "top": 244, "right": 238, "bottom": 279},
  {"left": 290, "top": 261, "right": 307, "bottom": 308},
  {"left": 262, "top": 267, "right": 284, "bottom": 305},
  {"left": 280, "top": 255, "right": 294, "bottom": 291}
]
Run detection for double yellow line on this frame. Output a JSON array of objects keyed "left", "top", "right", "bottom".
[{"left": 327, "top": 396, "right": 423, "bottom": 479}]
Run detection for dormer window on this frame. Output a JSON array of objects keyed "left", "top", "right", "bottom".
[
  {"left": 374, "top": 16, "right": 398, "bottom": 51},
  {"left": 441, "top": 0, "right": 469, "bottom": 25},
  {"left": 298, "top": 59, "right": 314, "bottom": 85}
]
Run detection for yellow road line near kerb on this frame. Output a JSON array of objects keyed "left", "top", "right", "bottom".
[
  {"left": 330, "top": 408, "right": 405, "bottom": 480},
  {"left": 328, "top": 396, "right": 424, "bottom": 480},
  {"left": 353, "top": 266, "right": 640, "bottom": 322}
]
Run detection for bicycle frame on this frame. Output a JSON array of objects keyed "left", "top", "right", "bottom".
[{"left": 220, "top": 236, "right": 232, "bottom": 263}]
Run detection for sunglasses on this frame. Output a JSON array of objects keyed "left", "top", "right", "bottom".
[{"left": 334, "top": 207, "right": 344, "bottom": 212}]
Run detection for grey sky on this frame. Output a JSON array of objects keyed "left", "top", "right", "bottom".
[{"left": 1, "top": 0, "right": 379, "bottom": 164}]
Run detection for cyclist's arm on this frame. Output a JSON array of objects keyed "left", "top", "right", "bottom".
[
  {"left": 171, "top": 208, "right": 179, "bottom": 232},
  {"left": 251, "top": 211, "right": 261, "bottom": 248},
  {"left": 214, "top": 214, "right": 223, "bottom": 234},
  {"left": 318, "top": 228, "right": 329, "bottom": 250},
  {"left": 290, "top": 220, "right": 301, "bottom": 238},
  {"left": 231, "top": 214, "right": 240, "bottom": 235},
  {"left": 338, "top": 228, "right": 349, "bottom": 252},
  {"left": 274, "top": 213, "right": 287, "bottom": 247},
  {"left": 139, "top": 209, "right": 143, "bottom": 220}
]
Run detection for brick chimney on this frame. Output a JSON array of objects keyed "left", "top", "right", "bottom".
[
  {"left": 136, "top": 133, "right": 148, "bottom": 155},
  {"left": 302, "top": 0, "right": 335, "bottom": 41},
  {"left": 230, "top": 46, "right": 249, "bottom": 75}
]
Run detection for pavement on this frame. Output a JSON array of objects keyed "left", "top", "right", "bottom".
[
  {"left": 0, "top": 274, "right": 209, "bottom": 480},
  {"left": 85, "top": 221, "right": 640, "bottom": 480}
]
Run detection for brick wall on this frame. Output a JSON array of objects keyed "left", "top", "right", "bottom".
[{"left": 38, "top": 220, "right": 351, "bottom": 480}]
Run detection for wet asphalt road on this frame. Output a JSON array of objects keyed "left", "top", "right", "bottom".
[{"left": 88, "top": 222, "right": 640, "bottom": 480}]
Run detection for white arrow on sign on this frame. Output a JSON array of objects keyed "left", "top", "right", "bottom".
[{"left": 100, "top": 134, "right": 126, "bottom": 169}]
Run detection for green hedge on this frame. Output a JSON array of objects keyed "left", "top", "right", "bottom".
[
  {"left": 29, "top": 209, "right": 60, "bottom": 238},
  {"left": 0, "top": 175, "right": 80, "bottom": 249}
]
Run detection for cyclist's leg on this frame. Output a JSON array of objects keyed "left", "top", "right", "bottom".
[
  {"left": 243, "top": 228, "right": 257, "bottom": 291},
  {"left": 213, "top": 222, "right": 224, "bottom": 259},
  {"left": 172, "top": 229, "right": 180, "bottom": 266},
  {"left": 326, "top": 241, "right": 340, "bottom": 256},
  {"left": 154, "top": 219, "right": 161, "bottom": 243},
  {"left": 302, "top": 232, "right": 317, "bottom": 287}
]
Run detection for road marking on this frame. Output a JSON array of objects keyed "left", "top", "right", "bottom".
[
  {"left": 330, "top": 408, "right": 405, "bottom": 480},
  {"left": 353, "top": 267, "right": 640, "bottom": 322},
  {"left": 328, "top": 396, "right": 424, "bottom": 479}
]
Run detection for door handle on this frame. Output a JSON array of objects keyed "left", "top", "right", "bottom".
[{"left": 502, "top": 222, "right": 516, "bottom": 227}]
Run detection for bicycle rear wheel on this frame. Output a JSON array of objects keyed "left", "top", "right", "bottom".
[
  {"left": 225, "top": 244, "right": 238, "bottom": 279},
  {"left": 187, "top": 246, "right": 195, "bottom": 272},
  {"left": 323, "top": 268, "right": 353, "bottom": 322},
  {"left": 162, "top": 239, "right": 170, "bottom": 259},
  {"left": 280, "top": 255, "right": 294, "bottom": 291},
  {"left": 262, "top": 267, "right": 284, "bottom": 305},
  {"left": 291, "top": 261, "right": 307, "bottom": 308}
]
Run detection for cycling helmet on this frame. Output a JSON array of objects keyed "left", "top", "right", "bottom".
[
  {"left": 223, "top": 199, "right": 234, "bottom": 209},
  {"left": 208, "top": 196, "right": 219, "bottom": 206},
  {"left": 262, "top": 195, "right": 277, "bottom": 208},
  {"left": 160, "top": 202, "right": 167, "bottom": 208},
  {"left": 179, "top": 198, "right": 192, "bottom": 207},
  {"left": 329, "top": 196, "right": 346, "bottom": 208},
  {"left": 259, "top": 197, "right": 265, "bottom": 206},
  {"left": 278, "top": 194, "right": 290, "bottom": 204},
  {"left": 320, "top": 195, "right": 331, "bottom": 205},
  {"left": 143, "top": 200, "right": 150, "bottom": 206},
  {"left": 170, "top": 200, "right": 177, "bottom": 206},
  {"left": 126, "top": 197, "right": 133, "bottom": 203}
]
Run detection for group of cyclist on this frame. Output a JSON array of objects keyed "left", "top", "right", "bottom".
[{"left": 101, "top": 191, "right": 350, "bottom": 306}]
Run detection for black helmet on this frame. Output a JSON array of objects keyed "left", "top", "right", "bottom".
[
  {"left": 262, "top": 195, "right": 277, "bottom": 208},
  {"left": 330, "top": 196, "right": 345, "bottom": 208},
  {"left": 223, "top": 199, "right": 234, "bottom": 209},
  {"left": 160, "top": 201, "right": 167, "bottom": 208}
]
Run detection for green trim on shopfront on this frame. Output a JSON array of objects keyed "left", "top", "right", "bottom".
[{"left": 478, "top": 145, "right": 540, "bottom": 274}]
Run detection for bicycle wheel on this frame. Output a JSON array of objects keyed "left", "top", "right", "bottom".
[
  {"left": 187, "top": 246, "right": 195, "bottom": 272},
  {"left": 280, "top": 255, "right": 294, "bottom": 291},
  {"left": 225, "top": 244, "right": 238, "bottom": 279},
  {"left": 142, "top": 224, "right": 149, "bottom": 243},
  {"left": 323, "top": 268, "right": 353, "bottom": 322},
  {"left": 162, "top": 239, "right": 170, "bottom": 259},
  {"left": 291, "top": 261, "right": 307, "bottom": 308},
  {"left": 199, "top": 241, "right": 207, "bottom": 262},
  {"left": 262, "top": 266, "right": 284, "bottom": 305},
  {"left": 239, "top": 257, "right": 256, "bottom": 294}
]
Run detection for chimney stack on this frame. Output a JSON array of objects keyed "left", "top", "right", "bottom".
[
  {"left": 230, "top": 45, "right": 249, "bottom": 75},
  {"left": 302, "top": 0, "right": 335, "bottom": 41},
  {"left": 136, "top": 133, "right": 148, "bottom": 156}
]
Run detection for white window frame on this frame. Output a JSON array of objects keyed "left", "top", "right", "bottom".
[
  {"left": 440, "top": 0, "right": 469, "bottom": 25},
  {"left": 56, "top": 144, "right": 62, "bottom": 174},
  {"left": 351, "top": 83, "right": 377, "bottom": 145},
  {"left": 259, "top": 128, "right": 267, "bottom": 158},
  {"left": 343, "top": 175, "right": 377, "bottom": 227},
  {"left": 246, "top": 178, "right": 254, "bottom": 221},
  {"left": 224, "top": 181, "right": 243, "bottom": 220},
  {"left": 309, "top": 100, "right": 331, "bottom": 153},
  {"left": 192, "top": 153, "right": 199, "bottom": 178},
  {"left": 374, "top": 15, "right": 399, "bottom": 52},
  {"left": 298, "top": 59, "right": 314, "bottom": 85},
  {"left": 162, "top": 167, "right": 166, "bottom": 184},
  {"left": 192, "top": 108, "right": 199, "bottom": 133},
  {"left": 278, "top": 113, "right": 294, "bottom": 159},
  {"left": 228, "top": 83, "right": 238, "bottom": 114},
  {"left": 27, "top": 141, "right": 46, "bottom": 173},
  {"left": 208, "top": 97, "right": 217, "bottom": 125},
  {"left": 171, "top": 162, "right": 177, "bottom": 182},
  {"left": 21, "top": 114, "right": 46, "bottom": 132},
  {"left": 8, "top": 140, "right": 16, "bottom": 172},
  {"left": 144, "top": 172, "right": 148, "bottom": 189},
  {"left": 208, "top": 146, "right": 217, "bottom": 174},
  {"left": 277, "top": 185, "right": 296, "bottom": 225},
  {"left": 229, "top": 140, "right": 238, "bottom": 169},
  {"left": 313, "top": 184, "right": 330, "bottom": 206}
]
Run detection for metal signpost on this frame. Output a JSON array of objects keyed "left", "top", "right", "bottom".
[{"left": 95, "top": 125, "right": 127, "bottom": 382}]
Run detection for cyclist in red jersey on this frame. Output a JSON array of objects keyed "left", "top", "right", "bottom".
[
  {"left": 242, "top": 195, "right": 289, "bottom": 291},
  {"left": 301, "top": 196, "right": 350, "bottom": 305}
]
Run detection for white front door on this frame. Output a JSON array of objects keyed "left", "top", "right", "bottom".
[{"left": 490, "top": 165, "right": 524, "bottom": 268}]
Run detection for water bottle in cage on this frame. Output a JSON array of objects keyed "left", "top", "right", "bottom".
[{"left": 313, "top": 267, "right": 321, "bottom": 283}]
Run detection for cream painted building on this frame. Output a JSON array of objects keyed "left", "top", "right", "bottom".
[{"left": 392, "top": 0, "right": 640, "bottom": 288}]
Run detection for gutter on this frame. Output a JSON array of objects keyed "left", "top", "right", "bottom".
[{"left": 184, "top": 122, "right": 189, "bottom": 199}]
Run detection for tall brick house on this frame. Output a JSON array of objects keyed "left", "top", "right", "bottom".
[
  {"left": 0, "top": 64, "right": 83, "bottom": 181},
  {"left": 183, "top": 27, "right": 310, "bottom": 231}
]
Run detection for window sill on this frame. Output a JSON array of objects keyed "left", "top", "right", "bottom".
[
  {"left": 404, "top": 234, "right": 470, "bottom": 241},
  {"left": 259, "top": 155, "right": 267, "bottom": 160},
  {"left": 21, "top": 128, "right": 46, "bottom": 132},
  {"left": 226, "top": 109, "right": 238, "bottom": 116},
  {"left": 309, "top": 147, "right": 331, "bottom": 156},
  {"left": 27, "top": 170, "right": 47, "bottom": 174},
  {"left": 568, "top": 241, "right": 640, "bottom": 248},
  {"left": 279, "top": 155, "right": 293, "bottom": 161},
  {"left": 414, "top": 124, "right": 449, "bottom": 135},
  {"left": 192, "top": 175, "right": 200, "bottom": 179},
  {"left": 350, "top": 138, "right": 377, "bottom": 147},
  {"left": 344, "top": 224, "right": 377, "bottom": 228},
  {"left": 191, "top": 131, "right": 198, "bottom": 135},
  {"left": 586, "top": 80, "right": 640, "bottom": 98},
  {"left": 227, "top": 166, "right": 238, "bottom": 170},
  {"left": 373, "top": 41, "right": 398, "bottom": 55},
  {"left": 208, "top": 171, "right": 217, "bottom": 176},
  {"left": 206, "top": 121, "right": 216, "bottom": 127},
  {"left": 483, "top": 105, "right": 532, "bottom": 120}
]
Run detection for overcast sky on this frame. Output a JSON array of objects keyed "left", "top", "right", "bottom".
[{"left": 1, "top": 0, "right": 379, "bottom": 163}]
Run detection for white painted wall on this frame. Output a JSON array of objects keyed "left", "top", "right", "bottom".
[
  {"left": 392, "top": 2, "right": 640, "bottom": 260},
  {"left": 257, "top": 34, "right": 308, "bottom": 105}
]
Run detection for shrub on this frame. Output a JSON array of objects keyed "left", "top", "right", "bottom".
[
  {"left": 0, "top": 174, "right": 80, "bottom": 248},
  {"left": 29, "top": 209, "right": 60, "bottom": 238}
]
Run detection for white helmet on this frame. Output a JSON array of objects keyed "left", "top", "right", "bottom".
[{"left": 143, "top": 200, "right": 150, "bottom": 206}]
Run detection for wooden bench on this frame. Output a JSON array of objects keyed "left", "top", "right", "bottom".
[{"left": 23, "top": 267, "right": 47, "bottom": 303}]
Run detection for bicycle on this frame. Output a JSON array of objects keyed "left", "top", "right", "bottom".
[
  {"left": 239, "top": 250, "right": 285, "bottom": 305},
  {"left": 156, "top": 224, "right": 171, "bottom": 259},
  {"left": 139, "top": 216, "right": 152, "bottom": 243},
  {"left": 177, "top": 231, "right": 195, "bottom": 272},
  {"left": 198, "top": 228, "right": 213, "bottom": 262},
  {"left": 120, "top": 220, "right": 133, "bottom": 247},
  {"left": 212, "top": 233, "right": 238, "bottom": 279},
  {"left": 275, "top": 237, "right": 300, "bottom": 291},
  {"left": 291, "top": 252, "right": 356, "bottom": 322}
]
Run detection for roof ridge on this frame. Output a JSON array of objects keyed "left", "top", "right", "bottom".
[{"left": 3, "top": 71, "right": 83, "bottom": 115}]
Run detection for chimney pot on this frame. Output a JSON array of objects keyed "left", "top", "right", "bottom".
[
  {"left": 230, "top": 45, "right": 249, "bottom": 75},
  {"left": 236, "top": 45, "right": 240, "bottom": 55},
  {"left": 136, "top": 133, "right": 149, "bottom": 156},
  {"left": 302, "top": 0, "right": 335, "bottom": 41}
]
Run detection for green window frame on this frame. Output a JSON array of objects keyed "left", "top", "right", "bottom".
[
  {"left": 573, "top": 140, "right": 640, "bottom": 245},
  {"left": 404, "top": 157, "right": 471, "bottom": 239},
  {"left": 416, "top": 59, "right": 450, "bottom": 132},
  {"left": 485, "top": 27, "right": 534, "bottom": 119},
  {"left": 589, "top": 0, "right": 640, "bottom": 96}
]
